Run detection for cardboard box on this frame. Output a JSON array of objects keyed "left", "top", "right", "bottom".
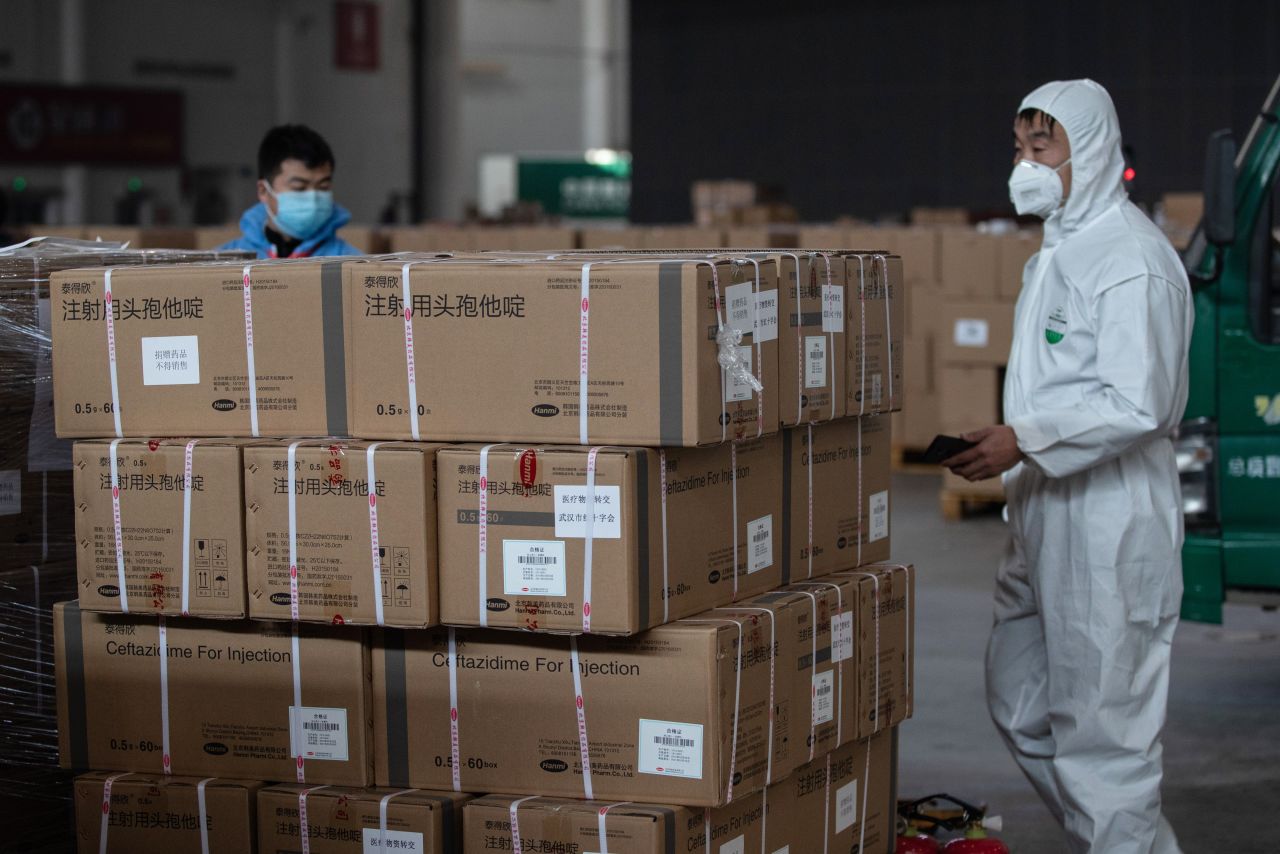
[
  {"left": 639, "top": 225, "right": 726, "bottom": 249},
  {"left": 337, "top": 225, "right": 387, "bottom": 255},
  {"left": 942, "top": 467, "right": 1005, "bottom": 500},
  {"left": 386, "top": 226, "right": 478, "bottom": 253},
  {"left": 899, "top": 334, "right": 940, "bottom": 450},
  {"left": 244, "top": 440, "right": 442, "bottom": 628},
  {"left": 937, "top": 300, "right": 1015, "bottom": 367},
  {"left": 436, "top": 435, "right": 785, "bottom": 634},
  {"left": 911, "top": 207, "right": 968, "bottom": 227},
  {"left": 0, "top": 415, "right": 74, "bottom": 566},
  {"left": 997, "top": 231, "right": 1039, "bottom": 301},
  {"left": 51, "top": 258, "right": 352, "bottom": 438},
  {"left": 781, "top": 415, "right": 892, "bottom": 581},
  {"left": 85, "top": 228, "right": 198, "bottom": 250},
  {"left": 373, "top": 607, "right": 793, "bottom": 806},
  {"left": 75, "top": 772, "right": 263, "bottom": 854},
  {"left": 346, "top": 256, "right": 780, "bottom": 445},
  {"left": 73, "top": 438, "right": 250, "bottom": 618},
  {"left": 194, "top": 225, "right": 244, "bottom": 250},
  {"left": 893, "top": 226, "right": 942, "bottom": 286},
  {"left": 773, "top": 251, "right": 848, "bottom": 426},
  {"left": 939, "top": 365, "right": 1002, "bottom": 433},
  {"left": 56, "top": 602, "right": 373, "bottom": 785},
  {"left": 845, "top": 252, "right": 905, "bottom": 415},
  {"left": 578, "top": 226, "right": 644, "bottom": 250},
  {"left": 939, "top": 230, "right": 999, "bottom": 298},
  {"left": 797, "top": 224, "right": 847, "bottom": 248},
  {"left": 258, "top": 785, "right": 469, "bottom": 854},
  {"left": 1160, "top": 192, "right": 1203, "bottom": 249}
]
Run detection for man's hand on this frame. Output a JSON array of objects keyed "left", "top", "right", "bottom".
[{"left": 943, "top": 425, "right": 1025, "bottom": 482}]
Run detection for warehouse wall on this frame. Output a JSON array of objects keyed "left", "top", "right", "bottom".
[{"left": 629, "top": 0, "right": 1280, "bottom": 222}]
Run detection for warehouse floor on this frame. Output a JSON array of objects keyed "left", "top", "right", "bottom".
[{"left": 894, "top": 472, "right": 1280, "bottom": 853}]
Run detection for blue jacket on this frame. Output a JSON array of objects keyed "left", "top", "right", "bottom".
[{"left": 219, "top": 201, "right": 361, "bottom": 258}]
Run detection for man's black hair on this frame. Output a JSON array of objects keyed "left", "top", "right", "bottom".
[
  {"left": 257, "top": 124, "right": 335, "bottom": 181},
  {"left": 1016, "top": 108, "right": 1057, "bottom": 134}
]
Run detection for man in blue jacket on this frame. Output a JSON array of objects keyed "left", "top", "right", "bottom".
[{"left": 221, "top": 124, "right": 360, "bottom": 258}]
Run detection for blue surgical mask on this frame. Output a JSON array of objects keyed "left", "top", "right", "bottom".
[{"left": 262, "top": 182, "right": 334, "bottom": 240}]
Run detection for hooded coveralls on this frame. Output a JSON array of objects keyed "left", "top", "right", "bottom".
[{"left": 986, "top": 79, "right": 1192, "bottom": 854}]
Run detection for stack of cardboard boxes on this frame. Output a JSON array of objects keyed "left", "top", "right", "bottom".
[{"left": 46, "top": 247, "right": 913, "bottom": 853}]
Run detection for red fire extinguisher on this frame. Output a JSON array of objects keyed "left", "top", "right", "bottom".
[
  {"left": 896, "top": 822, "right": 942, "bottom": 853},
  {"left": 942, "top": 823, "right": 1010, "bottom": 854},
  {"left": 897, "top": 794, "right": 1008, "bottom": 854}
]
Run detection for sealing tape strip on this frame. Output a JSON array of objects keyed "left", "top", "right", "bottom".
[
  {"left": 400, "top": 263, "right": 421, "bottom": 440},
  {"left": 196, "top": 777, "right": 215, "bottom": 854},
  {"left": 579, "top": 264, "right": 592, "bottom": 444},
  {"left": 569, "top": 635, "right": 595, "bottom": 799},
  {"left": 477, "top": 445, "right": 499, "bottom": 629},
  {"left": 297, "top": 785, "right": 330, "bottom": 854},
  {"left": 158, "top": 616, "right": 172, "bottom": 774},
  {"left": 98, "top": 772, "right": 133, "bottom": 854},
  {"left": 856, "top": 256, "right": 867, "bottom": 417},
  {"left": 447, "top": 627, "right": 462, "bottom": 791},
  {"left": 680, "top": 617, "right": 743, "bottom": 803},
  {"left": 856, "top": 418, "right": 864, "bottom": 568},
  {"left": 366, "top": 443, "right": 386, "bottom": 627},
  {"left": 103, "top": 270, "right": 123, "bottom": 437},
  {"left": 807, "top": 422, "right": 815, "bottom": 579},
  {"left": 822, "top": 753, "right": 832, "bottom": 854},
  {"left": 109, "top": 438, "right": 128, "bottom": 614},
  {"left": 378, "top": 788, "right": 418, "bottom": 850},
  {"left": 241, "top": 265, "right": 260, "bottom": 437},
  {"left": 658, "top": 450, "right": 670, "bottom": 624},
  {"left": 582, "top": 447, "right": 601, "bottom": 632},
  {"left": 730, "top": 442, "right": 739, "bottom": 601},
  {"left": 180, "top": 440, "right": 199, "bottom": 616},
  {"left": 597, "top": 801, "right": 630, "bottom": 854},
  {"left": 784, "top": 251, "right": 803, "bottom": 426},
  {"left": 291, "top": 622, "right": 305, "bottom": 783},
  {"left": 508, "top": 795, "right": 538, "bottom": 854},
  {"left": 877, "top": 254, "right": 894, "bottom": 410},
  {"left": 715, "top": 606, "right": 776, "bottom": 785}
]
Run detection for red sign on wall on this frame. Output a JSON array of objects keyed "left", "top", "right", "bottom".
[
  {"left": 0, "top": 84, "right": 183, "bottom": 166},
  {"left": 335, "top": 1, "right": 380, "bottom": 71}
]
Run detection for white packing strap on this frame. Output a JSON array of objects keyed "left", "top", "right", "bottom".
[
  {"left": 569, "top": 635, "right": 595, "bottom": 799},
  {"left": 855, "top": 256, "right": 867, "bottom": 417},
  {"left": 715, "top": 606, "right": 776, "bottom": 785},
  {"left": 680, "top": 617, "right": 743, "bottom": 803},
  {"left": 737, "top": 257, "right": 765, "bottom": 439},
  {"left": 291, "top": 622, "right": 305, "bottom": 782},
  {"left": 196, "top": 777, "right": 215, "bottom": 854},
  {"left": 31, "top": 565, "right": 42, "bottom": 714},
  {"left": 596, "top": 801, "right": 631, "bottom": 854},
  {"left": 296, "top": 785, "right": 330, "bottom": 854},
  {"left": 658, "top": 450, "right": 670, "bottom": 624},
  {"left": 876, "top": 254, "right": 894, "bottom": 411},
  {"left": 158, "top": 616, "right": 172, "bottom": 774},
  {"left": 477, "top": 445, "right": 501, "bottom": 629},
  {"left": 103, "top": 269, "right": 123, "bottom": 437},
  {"left": 703, "top": 807, "right": 711, "bottom": 854},
  {"left": 366, "top": 443, "right": 386, "bottom": 627},
  {"left": 792, "top": 581, "right": 845, "bottom": 746},
  {"left": 98, "top": 772, "right": 133, "bottom": 854},
  {"left": 579, "top": 263, "right": 592, "bottom": 444},
  {"left": 793, "top": 588, "right": 819, "bottom": 762},
  {"left": 582, "top": 447, "right": 601, "bottom": 632},
  {"left": 850, "top": 570, "right": 883, "bottom": 734},
  {"left": 287, "top": 441, "right": 303, "bottom": 623},
  {"left": 903, "top": 564, "right": 912, "bottom": 706},
  {"left": 786, "top": 251, "right": 804, "bottom": 426},
  {"left": 730, "top": 441, "right": 739, "bottom": 601},
  {"left": 860, "top": 735, "right": 872, "bottom": 854},
  {"left": 447, "top": 627, "right": 462, "bottom": 791},
  {"left": 41, "top": 472, "right": 48, "bottom": 562},
  {"left": 760, "top": 787, "right": 770, "bottom": 852},
  {"left": 807, "top": 423, "right": 815, "bottom": 579},
  {"left": 241, "top": 265, "right": 260, "bottom": 437},
  {"left": 820, "top": 252, "right": 839, "bottom": 422},
  {"left": 180, "top": 440, "right": 199, "bottom": 616},
  {"left": 400, "top": 262, "right": 422, "bottom": 440},
  {"left": 822, "top": 753, "right": 832, "bottom": 854},
  {"left": 857, "top": 418, "right": 864, "bottom": 568},
  {"left": 508, "top": 795, "right": 539, "bottom": 854},
  {"left": 109, "top": 438, "right": 128, "bottom": 613},
  {"left": 378, "top": 788, "right": 418, "bottom": 851}
]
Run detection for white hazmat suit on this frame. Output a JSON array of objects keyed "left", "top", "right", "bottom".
[{"left": 987, "top": 79, "right": 1192, "bottom": 853}]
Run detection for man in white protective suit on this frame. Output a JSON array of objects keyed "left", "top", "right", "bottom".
[{"left": 942, "top": 79, "right": 1192, "bottom": 853}]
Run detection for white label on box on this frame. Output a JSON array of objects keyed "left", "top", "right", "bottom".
[
  {"left": 363, "top": 828, "right": 424, "bottom": 852},
  {"left": 289, "top": 706, "right": 349, "bottom": 761},
  {"left": 869, "top": 490, "right": 889, "bottom": 542},
  {"left": 772, "top": 848, "right": 791, "bottom": 854},
  {"left": 553, "top": 485, "right": 622, "bottom": 539},
  {"left": 141, "top": 335, "right": 200, "bottom": 385},
  {"left": 871, "top": 373, "right": 883, "bottom": 406},
  {"left": 832, "top": 612, "right": 854, "bottom": 663},
  {"left": 805, "top": 336, "right": 828, "bottom": 389},
  {"left": 725, "top": 282, "right": 756, "bottom": 336},
  {"left": 503, "top": 540, "right": 567, "bottom": 596},
  {"left": 812, "top": 671, "right": 834, "bottom": 725},
  {"left": 720, "top": 836, "right": 745, "bottom": 854},
  {"left": 638, "top": 719, "right": 704, "bottom": 779},
  {"left": 724, "top": 346, "right": 755, "bottom": 403},
  {"left": 747, "top": 514, "right": 773, "bottom": 574},
  {"left": 0, "top": 470, "right": 20, "bottom": 516},
  {"left": 835, "top": 779, "right": 858, "bottom": 833},
  {"left": 953, "top": 318, "right": 990, "bottom": 348},
  {"left": 822, "top": 284, "right": 844, "bottom": 333},
  {"left": 754, "top": 290, "right": 779, "bottom": 342}
]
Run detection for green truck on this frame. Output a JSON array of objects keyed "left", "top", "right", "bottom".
[{"left": 1178, "top": 73, "right": 1280, "bottom": 623}]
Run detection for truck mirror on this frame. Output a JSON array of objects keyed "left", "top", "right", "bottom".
[{"left": 1203, "top": 129, "right": 1236, "bottom": 246}]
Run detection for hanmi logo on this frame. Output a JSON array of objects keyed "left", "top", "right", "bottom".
[
  {"left": 486, "top": 597, "right": 511, "bottom": 612},
  {"left": 539, "top": 758, "right": 568, "bottom": 773},
  {"left": 97, "top": 584, "right": 120, "bottom": 597},
  {"left": 212, "top": 399, "right": 237, "bottom": 412},
  {"left": 202, "top": 742, "right": 229, "bottom": 756},
  {"left": 269, "top": 592, "right": 292, "bottom": 606},
  {"left": 531, "top": 404, "right": 559, "bottom": 418}
]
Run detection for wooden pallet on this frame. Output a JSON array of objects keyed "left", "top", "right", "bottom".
[
  {"left": 891, "top": 444, "right": 937, "bottom": 475},
  {"left": 939, "top": 486, "right": 1005, "bottom": 521}
]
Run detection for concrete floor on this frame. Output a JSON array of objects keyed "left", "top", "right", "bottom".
[{"left": 893, "top": 471, "right": 1280, "bottom": 853}]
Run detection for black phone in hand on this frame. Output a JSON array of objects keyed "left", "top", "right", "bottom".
[{"left": 923, "top": 434, "right": 977, "bottom": 465}]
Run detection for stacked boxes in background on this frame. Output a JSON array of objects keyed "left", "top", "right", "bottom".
[{"left": 39, "top": 244, "right": 912, "bottom": 853}]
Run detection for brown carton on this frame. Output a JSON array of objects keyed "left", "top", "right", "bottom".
[
  {"left": 939, "top": 230, "right": 999, "bottom": 298},
  {"left": 258, "top": 785, "right": 469, "bottom": 854},
  {"left": 774, "top": 251, "right": 848, "bottom": 426},
  {"left": 781, "top": 414, "right": 892, "bottom": 582},
  {"left": 937, "top": 300, "right": 1015, "bottom": 367},
  {"left": 782, "top": 573, "right": 862, "bottom": 760},
  {"left": 939, "top": 365, "right": 1002, "bottom": 433},
  {"left": 0, "top": 413, "right": 74, "bottom": 566},
  {"left": 75, "top": 772, "right": 263, "bottom": 854},
  {"left": 244, "top": 440, "right": 443, "bottom": 628},
  {"left": 373, "top": 608, "right": 793, "bottom": 806},
  {"left": 899, "top": 332, "right": 940, "bottom": 450},
  {"left": 639, "top": 225, "right": 726, "bottom": 249},
  {"left": 86, "top": 227, "right": 198, "bottom": 250},
  {"left": 845, "top": 253, "right": 905, "bottom": 415},
  {"left": 346, "top": 256, "right": 779, "bottom": 445},
  {"left": 578, "top": 226, "right": 644, "bottom": 250},
  {"left": 436, "top": 435, "right": 784, "bottom": 635},
  {"left": 831, "top": 564, "right": 915, "bottom": 739},
  {"left": 55, "top": 602, "right": 372, "bottom": 786},
  {"left": 997, "top": 231, "right": 1040, "bottom": 301},
  {"left": 338, "top": 225, "right": 387, "bottom": 255},
  {"left": 893, "top": 226, "right": 942, "bottom": 286},
  {"left": 51, "top": 259, "right": 352, "bottom": 438},
  {"left": 73, "top": 438, "right": 250, "bottom": 618},
  {"left": 386, "top": 225, "right": 479, "bottom": 253}
]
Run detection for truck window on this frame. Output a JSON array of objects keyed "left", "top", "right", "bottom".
[{"left": 1251, "top": 171, "right": 1280, "bottom": 345}]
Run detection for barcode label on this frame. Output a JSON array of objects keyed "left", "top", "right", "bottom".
[
  {"left": 289, "top": 706, "right": 349, "bottom": 761},
  {"left": 747, "top": 514, "right": 773, "bottom": 574},
  {"left": 869, "top": 490, "right": 889, "bottom": 542},
  {"left": 503, "top": 540, "right": 567, "bottom": 596},
  {"left": 805, "top": 335, "right": 828, "bottom": 389},
  {"left": 954, "top": 318, "right": 990, "bottom": 348},
  {"left": 553, "top": 485, "right": 622, "bottom": 539},
  {"left": 638, "top": 719, "right": 703, "bottom": 779},
  {"left": 832, "top": 612, "right": 854, "bottom": 663},
  {"left": 835, "top": 779, "right": 858, "bottom": 833},
  {"left": 812, "top": 671, "right": 835, "bottom": 725},
  {"left": 821, "top": 283, "right": 844, "bottom": 333}
]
